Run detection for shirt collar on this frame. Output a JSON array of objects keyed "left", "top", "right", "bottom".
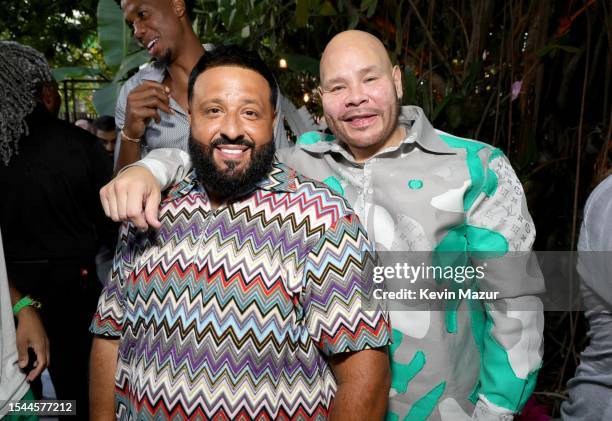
[
  {"left": 296, "top": 105, "right": 455, "bottom": 162},
  {"left": 165, "top": 160, "right": 297, "bottom": 202}
]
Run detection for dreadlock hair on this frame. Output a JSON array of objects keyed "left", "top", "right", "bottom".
[{"left": 0, "top": 41, "right": 53, "bottom": 166}]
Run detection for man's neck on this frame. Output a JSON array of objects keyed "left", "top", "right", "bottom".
[
  {"left": 167, "top": 35, "right": 205, "bottom": 79},
  {"left": 165, "top": 35, "right": 205, "bottom": 111}
]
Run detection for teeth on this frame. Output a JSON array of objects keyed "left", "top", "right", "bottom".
[
  {"left": 220, "top": 148, "right": 242, "bottom": 155},
  {"left": 147, "top": 39, "right": 158, "bottom": 49}
]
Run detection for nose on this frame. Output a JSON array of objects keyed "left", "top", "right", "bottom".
[
  {"left": 344, "top": 83, "right": 368, "bottom": 107},
  {"left": 133, "top": 21, "right": 146, "bottom": 43},
  {"left": 219, "top": 112, "right": 245, "bottom": 141}
]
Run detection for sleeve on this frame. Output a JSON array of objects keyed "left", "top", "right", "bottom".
[
  {"left": 90, "top": 222, "right": 136, "bottom": 337},
  {"left": 113, "top": 81, "right": 128, "bottom": 168},
  {"left": 465, "top": 150, "right": 544, "bottom": 419},
  {"left": 123, "top": 148, "right": 193, "bottom": 190},
  {"left": 300, "top": 213, "right": 391, "bottom": 356}
]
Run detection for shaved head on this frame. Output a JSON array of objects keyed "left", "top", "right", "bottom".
[
  {"left": 318, "top": 30, "right": 405, "bottom": 162},
  {"left": 320, "top": 30, "right": 394, "bottom": 82}
]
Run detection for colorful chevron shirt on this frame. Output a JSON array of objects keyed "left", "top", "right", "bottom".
[{"left": 90, "top": 161, "right": 391, "bottom": 420}]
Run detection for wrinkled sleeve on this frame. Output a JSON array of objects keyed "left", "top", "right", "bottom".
[
  {"left": 113, "top": 81, "right": 129, "bottom": 168},
  {"left": 90, "top": 222, "right": 136, "bottom": 337},
  {"left": 466, "top": 150, "right": 544, "bottom": 419},
  {"left": 301, "top": 213, "right": 391, "bottom": 356},
  {"left": 122, "top": 148, "right": 192, "bottom": 191}
]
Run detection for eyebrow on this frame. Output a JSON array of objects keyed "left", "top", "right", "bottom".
[
  {"left": 323, "top": 65, "right": 381, "bottom": 85},
  {"left": 196, "top": 98, "right": 263, "bottom": 109}
]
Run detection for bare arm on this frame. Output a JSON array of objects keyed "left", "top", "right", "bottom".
[
  {"left": 328, "top": 348, "right": 390, "bottom": 421},
  {"left": 9, "top": 283, "right": 49, "bottom": 381},
  {"left": 90, "top": 336, "right": 120, "bottom": 421},
  {"left": 115, "top": 136, "right": 142, "bottom": 173},
  {"left": 115, "top": 81, "right": 172, "bottom": 172}
]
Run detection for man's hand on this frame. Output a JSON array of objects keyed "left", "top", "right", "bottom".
[
  {"left": 15, "top": 306, "right": 50, "bottom": 382},
  {"left": 328, "top": 348, "right": 390, "bottom": 421},
  {"left": 123, "top": 81, "right": 172, "bottom": 140},
  {"left": 100, "top": 165, "right": 162, "bottom": 230}
]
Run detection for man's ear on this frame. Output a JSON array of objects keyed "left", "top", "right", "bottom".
[
  {"left": 316, "top": 86, "right": 324, "bottom": 100},
  {"left": 41, "top": 84, "right": 54, "bottom": 108},
  {"left": 172, "top": 0, "right": 187, "bottom": 18},
  {"left": 392, "top": 65, "right": 403, "bottom": 101},
  {"left": 40, "top": 83, "right": 60, "bottom": 115}
]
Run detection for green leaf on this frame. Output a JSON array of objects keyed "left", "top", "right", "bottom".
[
  {"left": 93, "top": 82, "right": 121, "bottom": 116},
  {"left": 361, "top": 0, "right": 377, "bottom": 17},
  {"left": 320, "top": 1, "right": 337, "bottom": 16},
  {"left": 112, "top": 50, "right": 150, "bottom": 83},
  {"left": 348, "top": 9, "right": 359, "bottom": 28},
  {"left": 52, "top": 66, "right": 103, "bottom": 81},
  {"left": 557, "top": 45, "right": 581, "bottom": 54},
  {"left": 97, "top": 0, "right": 141, "bottom": 71},
  {"left": 295, "top": 0, "right": 309, "bottom": 27},
  {"left": 537, "top": 43, "right": 580, "bottom": 58},
  {"left": 432, "top": 94, "right": 453, "bottom": 121},
  {"left": 403, "top": 67, "right": 417, "bottom": 103},
  {"left": 446, "top": 103, "right": 463, "bottom": 128},
  {"left": 537, "top": 44, "right": 554, "bottom": 57},
  {"left": 285, "top": 53, "right": 319, "bottom": 74}
]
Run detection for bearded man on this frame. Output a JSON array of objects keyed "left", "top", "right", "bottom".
[{"left": 89, "top": 46, "right": 391, "bottom": 420}]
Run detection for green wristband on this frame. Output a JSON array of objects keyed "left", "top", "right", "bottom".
[{"left": 12, "top": 296, "right": 41, "bottom": 315}]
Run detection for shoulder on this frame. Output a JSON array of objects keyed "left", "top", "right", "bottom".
[
  {"left": 119, "top": 62, "right": 159, "bottom": 95},
  {"left": 435, "top": 130, "right": 501, "bottom": 158},
  {"left": 583, "top": 175, "right": 612, "bottom": 230},
  {"left": 282, "top": 162, "right": 356, "bottom": 223},
  {"left": 53, "top": 118, "right": 97, "bottom": 142}
]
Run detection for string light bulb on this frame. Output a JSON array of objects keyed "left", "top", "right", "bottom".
[
  {"left": 279, "top": 58, "right": 288, "bottom": 68},
  {"left": 303, "top": 93, "right": 310, "bottom": 103}
]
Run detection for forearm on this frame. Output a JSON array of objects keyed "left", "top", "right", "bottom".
[
  {"left": 8, "top": 282, "right": 24, "bottom": 306},
  {"left": 115, "top": 139, "right": 141, "bottom": 173},
  {"left": 90, "top": 337, "right": 120, "bottom": 420}
]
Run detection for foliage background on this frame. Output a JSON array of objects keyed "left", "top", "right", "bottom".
[{"left": 2, "top": 0, "right": 611, "bottom": 416}]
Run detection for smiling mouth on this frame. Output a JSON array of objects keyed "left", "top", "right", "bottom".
[
  {"left": 215, "top": 145, "right": 250, "bottom": 160},
  {"left": 344, "top": 114, "right": 377, "bottom": 128},
  {"left": 146, "top": 38, "right": 159, "bottom": 53}
]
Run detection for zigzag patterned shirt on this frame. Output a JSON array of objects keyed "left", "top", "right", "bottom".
[{"left": 91, "top": 162, "right": 391, "bottom": 420}]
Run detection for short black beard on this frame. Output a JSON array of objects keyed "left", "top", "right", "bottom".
[
  {"left": 189, "top": 134, "right": 276, "bottom": 202},
  {"left": 152, "top": 48, "right": 173, "bottom": 69}
]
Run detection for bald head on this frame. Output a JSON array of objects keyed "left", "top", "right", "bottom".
[
  {"left": 317, "top": 31, "right": 405, "bottom": 162},
  {"left": 320, "top": 30, "right": 394, "bottom": 83}
]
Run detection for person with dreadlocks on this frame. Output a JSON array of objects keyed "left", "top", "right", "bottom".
[{"left": 0, "top": 41, "right": 116, "bottom": 417}]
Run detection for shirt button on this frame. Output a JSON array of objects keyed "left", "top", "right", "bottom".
[{"left": 368, "top": 188, "right": 374, "bottom": 194}]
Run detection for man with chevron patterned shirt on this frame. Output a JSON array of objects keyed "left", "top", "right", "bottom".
[
  {"left": 90, "top": 46, "right": 392, "bottom": 420},
  {"left": 99, "top": 31, "right": 545, "bottom": 420}
]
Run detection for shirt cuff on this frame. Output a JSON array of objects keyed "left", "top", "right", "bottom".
[{"left": 472, "top": 396, "right": 514, "bottom": 421}]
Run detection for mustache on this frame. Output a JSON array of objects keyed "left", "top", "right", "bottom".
[
  {"left": 339, "top": 108, "right": 380, "bottom": 121},
  {"left": 210, "top": 137, "right": 256, "bottom": 148}
]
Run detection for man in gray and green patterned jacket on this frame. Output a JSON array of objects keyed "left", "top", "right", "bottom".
[{"left": 99, "top": 30, "right": 544, "bottom": 421}]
